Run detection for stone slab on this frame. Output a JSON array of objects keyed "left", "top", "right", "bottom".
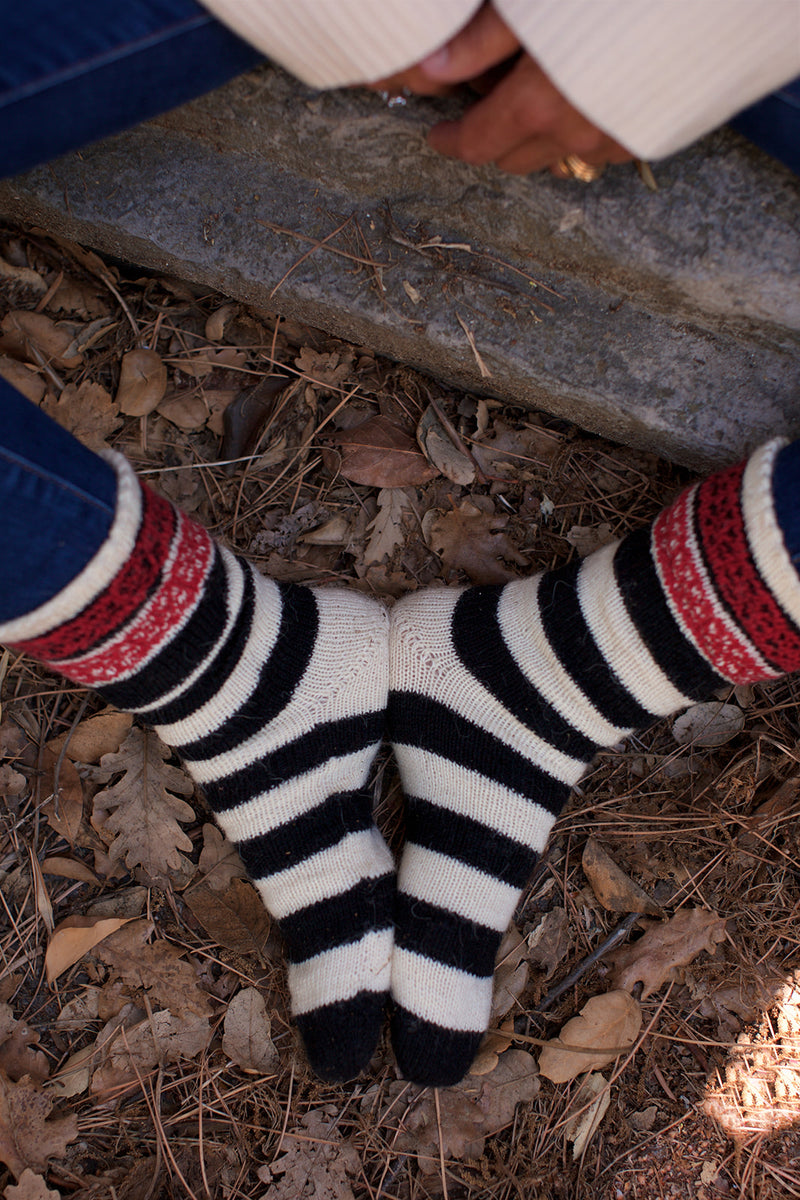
[{"left": 1, "top": 66, "right": 798, "bottom": 469}]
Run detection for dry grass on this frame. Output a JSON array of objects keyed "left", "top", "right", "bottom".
[{"left": 2, "top": 222, "right": 800, "bottom": 1199}]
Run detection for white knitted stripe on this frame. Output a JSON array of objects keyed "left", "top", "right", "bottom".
[
  {"left": 391, "top": 947, "right": 492, "bottom": 1033},
  {"left": 498, "top": 577, "right": 629, "bottom": 746},
  {"left": 0, "top": 451, "right": 139, "bottom": 645},
  {"left": 653, "top": 482, "right": 775, "bottom": 680},
  {"left": 289, "top": 929, "right": 393, "bottom": 1016},
  {"left": 399, "top": 844, "right": 520, "bottom": 934},
  {"left": 742, "top": 440, "right": 800, "bottom": 630},
  {"left": 255, "top": 828, "right": 394, "bottom": 921},
  {"left": 207, "top": 745, "right": 379, "bottom": 838},
  {"left": 163, "top": 586, "right": 388, "bottom": 773},
  {"left": 199, "top": 0, "right": 480, "bottom": 87},
  {"left": 393, "top": 746, "right": 558, "bottom": 852},
  {"left": 134, "top": 547, "right": 245, "bottom": 716},
  {"left": 390, "top": 589, "right": 586, "bottom": 786},
  {"left": 577, "top": 542, "right": 693, "bottom": 718}
]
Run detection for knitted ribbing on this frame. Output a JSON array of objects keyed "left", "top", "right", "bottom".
[
  {"left": 388, "top": 439, "right": 800, "bottom": 1086},
  {"left": 1, "top": 453, "right": 394, "bottom": 1082}
]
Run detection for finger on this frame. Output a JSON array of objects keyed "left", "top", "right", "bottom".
[
  {"left": 493, "top": 137, "right": 565, "bottom": 175},
  {"left": 427, "top": 57, "right": 557, "bottom": 165},
  {"left": 419, "top": 3, "right": 520, "bottom": 83}
]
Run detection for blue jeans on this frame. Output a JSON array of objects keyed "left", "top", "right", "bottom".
[{"left": 1, "top": 0, "right": 261, "bottom": 179}]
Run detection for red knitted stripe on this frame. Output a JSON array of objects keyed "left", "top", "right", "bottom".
[
  {"left": 15, "top": 485, "right": 176, "bottom": 664},
  {"left": 695, "top": 462, "right": 800, "bottom": 674},
  {"left": 652, "top": 483, "right": 772, "bottom": 683},
  {"left": 57, "top": 510, "right": 214, "bottom": 685}
]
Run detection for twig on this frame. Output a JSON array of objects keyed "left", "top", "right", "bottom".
[{"left": 534, "top": 912, "right": 640, "bottom": 1014}]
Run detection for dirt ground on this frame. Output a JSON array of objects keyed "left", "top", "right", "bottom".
[{"left": 2, "top": 222, "right": 800, "bottom": 1200}]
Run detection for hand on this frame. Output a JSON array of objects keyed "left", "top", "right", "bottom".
[{"left": 368, "top": 3, "right": 633, "bottom": 176}]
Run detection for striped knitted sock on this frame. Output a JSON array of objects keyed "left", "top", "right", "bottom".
[
  {"left": 0, "top": 453, "right": 393, "bottom": 1082},
  {"left": 388, "top": 438, "right": 800, "bottom": 1086}
]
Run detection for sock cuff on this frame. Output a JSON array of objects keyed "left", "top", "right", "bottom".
[
  {"left": 2, "top": 453, "right": 216, "bottom": 687},
  {"left": 652, "top": 438, "right": 800, "bottom": 682},
  {"left": 0, "top": 451, "right": 139, "bottom": 647}
]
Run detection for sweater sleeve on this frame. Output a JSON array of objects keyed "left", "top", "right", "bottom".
[
  {"left": 494, "top": 0, "right": 800, "bottom": 158},
  {"left": 197, "top": 0, "right": 481, "bottom": 88}
]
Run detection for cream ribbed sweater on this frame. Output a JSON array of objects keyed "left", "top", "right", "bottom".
[{"left": 197, "top": 0, "right": 800, "bottom": 158}]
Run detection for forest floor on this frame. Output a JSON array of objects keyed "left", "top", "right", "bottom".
[{"left": 2, "top": 222, "right": 800, "bottom": 1200}]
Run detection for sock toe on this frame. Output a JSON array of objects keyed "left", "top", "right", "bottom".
[
  {"left": 391, "top": 1007, "right": 483, "bottom": 1087},
  {"left": 296, "top": 991, "right": 388, "bottom": 1082}
]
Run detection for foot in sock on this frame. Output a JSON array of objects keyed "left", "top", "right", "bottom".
[
  {"left": 0, "top": 453, "right": 394, "bottom": 1082},
  {"left": 388, "top": 438, "right": 800, "bottom": 1086}
]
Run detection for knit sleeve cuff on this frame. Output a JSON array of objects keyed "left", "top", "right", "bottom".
[
  {"left": 198, "top": 0, "right": 481, "bottom": 87},
  {"left": 495, "top": 0, "right": 800, "bottom": 158}
]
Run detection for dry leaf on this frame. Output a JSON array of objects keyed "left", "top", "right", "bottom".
[
  {"left": 91, "top": 727, "right": 195, "bottom": 881},
  {"left": 3, "top": 1168, "right": 62, "bottom": 1199},
  {"left": 608, "top": 909, "right": 728, "bottom": 999},
  {"left": 363, "top": 488, "right": 413, "bottom": 566},
  {"left": 184, "top": 879, "right": 270, "bottom": 958},
  {"left": 115, "top": 348, "right": 167, "bottom": 416},
  {"left": 417, "top": 405, "right": 475, "bottom": 486},
  {"left": 0, "top": 766, "right": 26, "bottom": 799},
  {"left": 295, "top": 345, "right": 354, "bottom": 391},
  {"left": 46, "top": 710, "right": 132, "bottom": 765},
  {"left": 0, "top": 258, "right": 46, "bottom": 296},
  {"left": 538, "top": 991, "right": 642, "bottom": 1083},
  {"left": 198, "top": 824, "right": 246, "bottom": 891},
  {"left": 0, "top": 1007, "right": 49, "bottom": 1083},
  {"left": 41, "top": 382, "right": 121, "bottom": 453},
  {"left": 156, "top": 393, "right": 209, "bottom": 431},
  {"left": 0, "top": 357, "right": 45, "bottom": 405},
  {"left": 221, "top": 377, "right": 292, "bottom": 462},
  {"left": 205, "top": 302, "right": 238, "bottom": 342},
  {"left": 565, "top": 1073, "right": 611, "bottom": 1160},
  {"left": 672, "top": 702, "right": 745, "bottom": 749},
  {"left": 45, "top": 916, "right": 132, "bottom": 984},
  {"left": 94, "top": 938, "right": 213, "bottom": 1018},
  {"left": 91, "top": 1010, "right": 211, "bottom": 1093},
  {"left": 526, "top": 908, "right": 570, "bottom": 979},
  {"left": 258, "top": 1109, "right": 360, "bottom": 1200},
  {"left": 0, "top": 1073, "right": 78, "bottom": 1179},
  {"left": 222, "top": 988, "right": 278, "bottom": 1072},
  {"left": 581, "top": 838, "right": 661, "bottom": 915},
  {"left": 40, "top": 857, "right": 98, "bottom": 885},
  {"left": 0, "top": 311, "right": 82, "bottom": 370},
  {"left": 49, "top": 275, "right": 110, "bottom": 320},
  {"left": 492, "top": 925, "right": 529, "bottom": 1022},
  {"left": 48, "top": 1045, "right": 94, "bottom": 1100},
  {"left": 426, "top": 500, "right": 527, "bottom": 584},
  {"left": 40, "top": 749, "right": 84, "bottom": 846},
  {"left": 472, "top": 419, "right": 561, "bottom": 476},
  {"left": 565, "top": 524, "right": 615, "bottom": 557},
  {"left": 328, "top": 415, "right": 438, "bottom": 488},
  {"left": 365, "top": 1050, "right": 539, "bottom": 1176}
]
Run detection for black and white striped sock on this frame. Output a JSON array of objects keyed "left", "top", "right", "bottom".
[
  {"left": 387, "top": 438, "right": 800, "bottom": 1086},
  {"left": 2, "top": 453, "right": 394, "bottom": 1082}
]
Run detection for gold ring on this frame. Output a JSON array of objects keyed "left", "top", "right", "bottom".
[{"left": 557, "top": 154, "right": 604, "bottom": 182}]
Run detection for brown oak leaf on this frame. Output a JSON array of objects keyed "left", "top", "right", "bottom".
[
  {"left": 608, "top": 908, "right": 728, "bottom": 999},
  {"left": 425, "top": 499, "right": 527, "bottom": 584},
  {"left": 328, "top": 415, "right": 438, "bottom": 488},
  {"left": 0, "top": 1073, "right": 78, "bottom": 1180},
  {"left": 41, "top": 382, "right": 121, "bottom": 453},
  {"left": 95, "top": 938, "right": 213, "bottom": 1018},
  {"left": 91, "top": 727, "right": 195, "bottom": 882},
  {"left": 197, "top": 824, "right": 246, "bottom": 891}
]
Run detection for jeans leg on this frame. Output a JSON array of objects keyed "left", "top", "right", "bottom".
[
  {"left": 0, "top": 380, "right": 119, "bottom": 620},
  {"left": 729, "top": 76, "right": 800, "bottom": 174},
  {"left": 1, "top": 0, "right": 262, "bottom": 179}
]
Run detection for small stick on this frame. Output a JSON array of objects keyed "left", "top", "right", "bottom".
[{"left": 534, "top": 911, "right": 640, "bottom": 1014}]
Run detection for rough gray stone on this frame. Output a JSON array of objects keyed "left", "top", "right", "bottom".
[{"left": 1, "top": 66, "right": 798, "bottom": 469}]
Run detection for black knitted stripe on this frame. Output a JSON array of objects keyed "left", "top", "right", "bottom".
[
  {"left": 391, "top": 1008, "right": 483, "bottom": 1086},
  {"left": 281, "top": 874, "right": 395, "bottom": 963},
  {"left": 171, "top": 582, "right": 319, "bottom": 762},
  {"left": 405, "top": 796, "right": 542, "bottom": 888},
  {"left": 537, "top": 558, "right": 654, "bottom": 728},
  {"left": 615, "top": 528, "right": 725, "bottom": 699},
  {"left": 388, "top": 692, "right": 567, "bottom": 815},
  {"left": 200, "top": 710, "right": 384, "bottom": 815},
  {"left": 452, "top": 586, "right": 597, "bottom": 761},
  {"left": 394, "top": 893, "right": 501, "bottom": 977},
  {"left": 235, "top": 789, "right": 376, "bottom": 879},
  {"left": 101, "top": 550, "right": 243, "bottom": 715}
]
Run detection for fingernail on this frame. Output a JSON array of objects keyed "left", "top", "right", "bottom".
[{"left": 420, "top": 46, "right": 451, "bottom": 77}]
